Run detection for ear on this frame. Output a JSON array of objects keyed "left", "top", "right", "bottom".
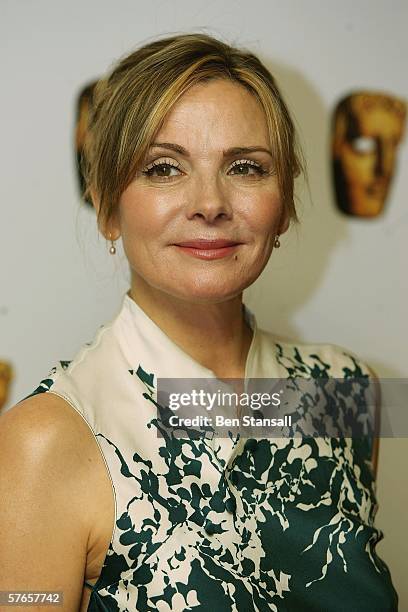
[
  {"left": 278, "top": 206, "right": 291, "bottom": 236},
  {"left": 90, "top": 188, "right": 121, "bottom": 241}
]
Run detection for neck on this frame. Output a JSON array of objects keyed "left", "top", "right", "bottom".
[{"left": 128, "top": 279, "right": 253, "bottom": 380}]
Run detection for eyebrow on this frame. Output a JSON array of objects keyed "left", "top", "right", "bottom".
[{"left": 150, "top": 142, "right": 273, "bottom": 157}]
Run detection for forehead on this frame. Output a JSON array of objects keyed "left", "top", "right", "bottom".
[
  {"left": 349, "top": 98, "right": 405, "bottom": 139},
  {"left": 154, "top": 79, "right": 270, "bottom": 151}
]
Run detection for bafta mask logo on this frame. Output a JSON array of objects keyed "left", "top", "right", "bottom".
[{"left": 332, "top": 91, "right": 406, "bottom": 217}]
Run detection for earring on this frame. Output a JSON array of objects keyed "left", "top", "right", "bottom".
[
  {"left": 274, "top": 234, "right": 281, "bottom": 248},
  {"left": 108, "top": 232, "right": 116, "bottom": 255}
]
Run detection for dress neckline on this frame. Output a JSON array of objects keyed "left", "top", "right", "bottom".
[{"left": 121, "top": 289, "right": 259, "bottom": 382}]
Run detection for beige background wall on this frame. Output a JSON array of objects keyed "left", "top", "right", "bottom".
[{"left": 1, "top": 0, "right": 406, "bottom": 607}]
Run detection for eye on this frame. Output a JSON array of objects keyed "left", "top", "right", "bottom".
[
  {"left": 228, "top": 159, "right": 268, "bottom": 177},
  {"left": 351, "top": 137, "right": 376, "bottom": 154},
  {"left": 141, "top": 158, "right": 182, "bottom": 179}
]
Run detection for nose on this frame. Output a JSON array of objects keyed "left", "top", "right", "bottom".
[{"left": 185, "top": 173, "right": 233, "bottom": 223}]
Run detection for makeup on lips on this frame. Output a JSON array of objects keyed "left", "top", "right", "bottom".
[{"left": 172, "top": 239, "right": 242, "bottom": 260}]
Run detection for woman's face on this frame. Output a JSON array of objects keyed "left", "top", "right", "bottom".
[{"left": 112, "top": 78, "right": 289, "bottom": 303}]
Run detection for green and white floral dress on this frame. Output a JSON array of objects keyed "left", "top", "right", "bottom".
[{"left": 24, "top": 291, "right": 398, "bottom": 611}]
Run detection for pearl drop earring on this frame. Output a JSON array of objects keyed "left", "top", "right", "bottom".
[{"left": 109, "top": 232, "right": 116, "bottom": 255}]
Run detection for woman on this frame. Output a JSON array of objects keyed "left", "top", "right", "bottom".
[{"left": 0, "top": 33, "right": 398, "bottom": 611}]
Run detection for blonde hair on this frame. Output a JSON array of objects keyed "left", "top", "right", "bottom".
[{"left": 82, "top": 32, "right": 304, "bottom": 233}]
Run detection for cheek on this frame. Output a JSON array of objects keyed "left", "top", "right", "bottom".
[
  {"left": 242, "top": 191, "right": 283, "bottom": 236},
  {"left": 118, "top": 184, "right": 283, "bottom": 246},
  {"left": 343, "top": 151, "right": 375, "bottom": 183},
  {"left": 118, "top": 188, "right": 174, "bottom": 243}
]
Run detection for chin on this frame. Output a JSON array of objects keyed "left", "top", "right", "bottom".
[
  {"left": 349, "top": 198, "right": 385, "bottom": 217},
  {"left": 164, "top": 282, "right": 249, "bottom": 304}
]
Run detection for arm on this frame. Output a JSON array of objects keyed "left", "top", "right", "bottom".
[{"left": 0, "top": 394, "right": 95, "bottom": 611}]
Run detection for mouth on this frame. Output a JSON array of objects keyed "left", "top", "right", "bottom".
[
  {"left": 172, "top": 239, "right": 242, "bottom": 260},
  {"left": 174, "top": 239, "right": 241, "bottom": 248},
  {"left": 366, "top": 180, "right": 389, "bottom": 198},
  {"left": 367, "top": 187, "right": 387, "bottom": 198}
]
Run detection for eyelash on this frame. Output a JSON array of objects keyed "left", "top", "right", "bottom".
[{"left": 141, "top": 158, "right": 269, "bottom": 179}]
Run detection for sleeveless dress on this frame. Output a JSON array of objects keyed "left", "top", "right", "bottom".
[{"left": 22, "top": 291, "right": 398, "bottom": 611}]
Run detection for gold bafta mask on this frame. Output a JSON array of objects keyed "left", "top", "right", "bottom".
[
  {"left": 332, "top": 91, "right": 406, "bottom": 217},
  {"left": 0, "top": 361, "right": 13, "bottom": 412}
]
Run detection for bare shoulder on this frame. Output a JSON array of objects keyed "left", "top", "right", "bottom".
[
  {"left": 0, "top": 392, "right": 104, "bottom": 488},
  {"left": 0, "top": 393, "right": 112, "bottom": 610},
  {"left": 1, "top": 391, "right": 91, "bottom": 447}
]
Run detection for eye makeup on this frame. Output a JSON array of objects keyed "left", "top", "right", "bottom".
[{"left": 140, "top": 156, "right": 272, "bottom": 180}]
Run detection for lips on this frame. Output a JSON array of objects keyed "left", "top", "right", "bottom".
[{"left": 174, "top": 239, "right": 240, "bottom": 249}]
